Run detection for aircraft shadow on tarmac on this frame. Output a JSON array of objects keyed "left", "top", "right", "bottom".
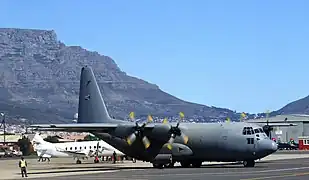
[
  {"left": 25, "top": 161, "right": 271, "bottom": 175},
  {"left": 26, "top": 166, "right": 153, "bottom": 175}
]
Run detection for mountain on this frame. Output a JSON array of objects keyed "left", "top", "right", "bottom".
[
  {"left": 273, "top": 95, "right": 309, "bottom": 115},
  {"left": 0, "top": 28, "right": 238, "bottom": 124}
]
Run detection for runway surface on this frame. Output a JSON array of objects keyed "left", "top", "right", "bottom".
[{"left": 31, "top": 158, "right": 309, "bottom": 180}]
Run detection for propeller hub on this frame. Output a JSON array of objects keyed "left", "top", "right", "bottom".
[{"left": 170, "top": 126, "right": 181, "bottom": 136}]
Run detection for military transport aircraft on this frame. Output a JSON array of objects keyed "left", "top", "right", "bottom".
[{"left": 31, "top": 66, "right": 292, "bottom": 168}]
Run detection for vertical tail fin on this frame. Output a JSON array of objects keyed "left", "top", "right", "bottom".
[
  {"left": 32, "top": 133, "right": 46, "bottom": 145},
  {"left": 77, "top": 66, "right": 114, "bottom": 123}
]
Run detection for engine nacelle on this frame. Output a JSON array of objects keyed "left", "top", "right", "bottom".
[
  {"left": 113, "top": 124, "right": 135, "bottom": 138},
  {"left": 149, "top": 124, "right": 171, "bottom": 141},
  {"left": 151, "top": 154, "right": 172, "bottom": 165}
]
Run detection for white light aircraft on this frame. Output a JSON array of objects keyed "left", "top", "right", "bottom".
[{"left": 31, "top": 133, "right": 124, "bottom": 164}]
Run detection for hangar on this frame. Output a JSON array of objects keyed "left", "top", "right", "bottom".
[{"left": 247, "top": 114, "right": 309, "bottom": 143}]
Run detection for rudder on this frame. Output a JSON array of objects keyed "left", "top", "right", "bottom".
[
  {"left": 77, "top": 66, "right": 114, "bottom": 123},
  {"left": 32, "top": 133, "right": 47, "bottom": 145}
]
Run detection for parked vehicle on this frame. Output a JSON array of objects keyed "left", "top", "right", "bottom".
[
  {"left": 0, "top": 151, "right": 5, "bottom": 158},
  {"left": 278, "top": 142, "right": 299, "bottom": 150},
  {"left": 11, "top": 150, "right": 22, "bottom": 156}
]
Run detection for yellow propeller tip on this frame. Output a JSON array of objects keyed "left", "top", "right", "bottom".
[
  {"left": 167, "top": 144, "right": 172, "bottom": 150},
  {"left": 183, "top": 136, "right": 189, "bottom": 144},
  {"left": 126, "top": 139, "right": 131, "bottom": 145}
]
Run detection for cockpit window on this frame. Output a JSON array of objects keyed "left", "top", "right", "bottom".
[
  {"left": 242, "top": 127, "right": 254, "bottom": 135},
  {"left": 254, "top": 128, "right": 264, "bottom": 134}
]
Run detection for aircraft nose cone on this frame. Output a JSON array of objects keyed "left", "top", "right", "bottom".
[
  {"left": 271, "top": 141, "right": 278, "bottom": 152},
  {"left": 258, "top": 139, "right": 277, "bottom": 154}
]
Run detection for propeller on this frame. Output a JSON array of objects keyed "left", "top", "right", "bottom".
[
  {"left": 95, "top": 141, "right": 100, "bottom": 157},
  {"left": 126, "top": 112, "right": 153, "bottom": 149},
  {"left": 240, "top": 112, "right": 246, "bottom": 122},
  {"left": 165, "top": 112, "right": 189, "bottom": 150},
  {"left": 263, "top": 110, "right": 273, "bottom": 138},
  {"left": 162, "top": 117, "right": 168, "bottom": 124}
]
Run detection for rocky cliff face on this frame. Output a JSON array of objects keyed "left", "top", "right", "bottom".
[
  {"left": 0, "top": 28, "right": 236, "bottom": 123},
  {"left": 273, "top": 95, "right": 309, "bottom": 115}
]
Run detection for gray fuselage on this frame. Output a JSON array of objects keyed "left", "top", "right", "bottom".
[{"left": 91, "top": 121, "right": 277, "bottom": 162}]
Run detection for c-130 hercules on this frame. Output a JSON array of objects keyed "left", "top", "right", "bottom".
[{"left": 32, "top": 66, "right": 279, "bottom": 168}]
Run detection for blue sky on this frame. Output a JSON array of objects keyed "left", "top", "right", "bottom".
[{"left": 1, "top": 0, "right": 309, "bottom": 113}]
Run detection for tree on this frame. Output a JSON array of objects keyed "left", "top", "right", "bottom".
[
  {"left": 44, "top": 136, "right": 59, "bottom": 143},
  {"left": 17, "top": 136, "right": 33, "bottom": 156}
]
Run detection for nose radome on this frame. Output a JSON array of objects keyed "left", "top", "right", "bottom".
[
  {"left": 258, "top": 139, "right": 277, "bottom": 154},
  {"left": 271, "top": 141, "right": 278, "bottom": 152}
]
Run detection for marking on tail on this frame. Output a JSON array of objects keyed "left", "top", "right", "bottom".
[{"left": 77, "top": 66, "right": 119, "bottom": 124}]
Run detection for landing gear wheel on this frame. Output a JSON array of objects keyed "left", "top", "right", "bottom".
[
  {"left": 180, "top": 161, "right": 191, "bottom": 168},
  {"left": 243, "top": 160, "right": 255, "bottom": 167},
  {"left": 192, "top": 161, "right": 202, "bottom": 168},
  {"left": 152, "top": 163, "right": 163, "bottom": 169},
  {"left": 76, "top": 159, "right": 82, "bottom": 164},
  {"left": 165, "top": 161, "right": 175, "bottom": 168}
]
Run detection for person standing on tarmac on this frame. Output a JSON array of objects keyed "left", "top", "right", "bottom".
[
  {"left": 112, "top": 151, "right": 117, "bottom": 164},
  {"left": 19, "top": 157, "right": 28, "bottom": 178}
]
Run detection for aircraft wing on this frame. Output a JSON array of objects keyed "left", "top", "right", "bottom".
[
  {"left": 30, "top": 123, "right": 156, "bottom": 133},
  {"left": 31, "top": 123, "right": 120, "bottom": 133},
  {"left": 62, "top": 151, "right": 87, "bottom": 156}
]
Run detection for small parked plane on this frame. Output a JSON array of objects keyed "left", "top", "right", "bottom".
[{"left": 31, "top": 133, "right": 124, "bottom": 164}]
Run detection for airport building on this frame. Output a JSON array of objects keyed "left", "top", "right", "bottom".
[{"left": 247, "top": 114, "right": 309, "bottom": 143}]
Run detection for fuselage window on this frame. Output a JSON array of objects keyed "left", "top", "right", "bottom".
[
  {"left": 89, "top": 146, "right": 92, "bottom": 149},
  {"left": 254, "top": 129, "right": 259, "bottom": 133},
  {"left": 80, "top": 147, "right": 82, "bottom": 150},
  {"left": 70, "top": 147, "right": 72, "bottom": 150},
  {"left": 84, "top": 146, "right": 86, "bottom": 149},
  {"left": 94, "top": 146, "right": 96, "bottom": 149},
  {"left": 99, "top": 146, "right": 101, "bottom": 149},
  {"left": 75, "top": 147, "right": 77, "bottom": 150},
  {"left": 259, "top": 128, "right": 264, "bottom": 133},
  {"left": 65, "top": 147, "right": 67, "bottom": 150}
]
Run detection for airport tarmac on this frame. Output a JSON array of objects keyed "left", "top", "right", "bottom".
[
  {"left": 3, "top": 153, "right": 309, "bottom": 180},
  {"left": 39, "top": 158, "right": 309, "bottom": 180}
]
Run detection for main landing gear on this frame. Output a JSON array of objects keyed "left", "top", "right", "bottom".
[
  {"left": 243, "top": 160, "right": 255, "bottom": 167},
  {"left": 152, "top": 161, "right": 175, "bottom": 168},
  {"left": 76, "top": 159, "right": 82, "bottom": 164}
]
